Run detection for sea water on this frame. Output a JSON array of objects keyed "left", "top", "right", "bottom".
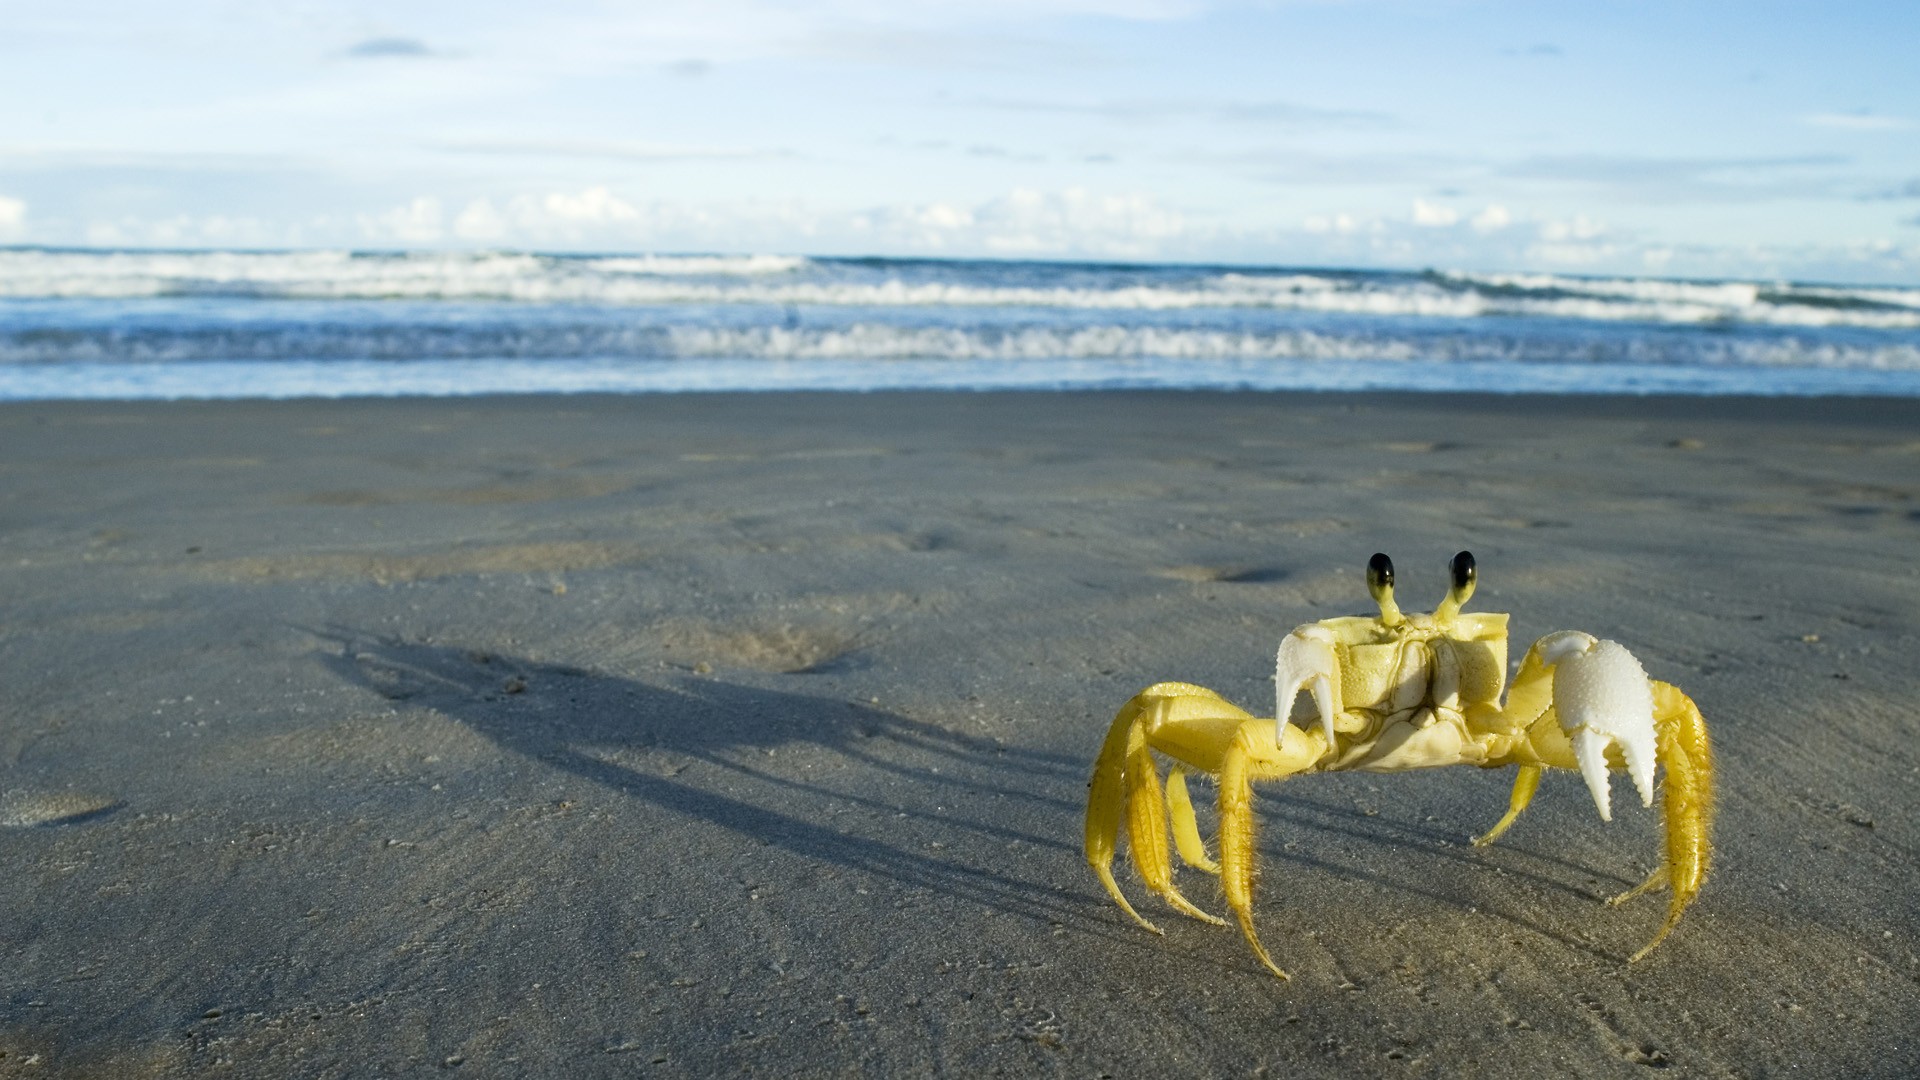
[{"left": 2, "top": 248, "right": 1917, "bottom": 399}]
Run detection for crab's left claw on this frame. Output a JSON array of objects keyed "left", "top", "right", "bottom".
[
  {"left": 1538, "top": 631, "right": 1658, "bottom": 822},
  {"left": 1275, "top": 624, "right": 1342, "bottom": 747}
]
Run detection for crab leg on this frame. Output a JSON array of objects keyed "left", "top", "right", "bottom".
[
  {"left": 1216, "top": 718, "right": 1329, "bottom": 980},
  {"left": 1166, "top": 769, "right": 1220, "bottom": 874},
  {"left": 1085, "top": 684, "right": 1236, "bottom": 933},
  {"left": 1086, "top": 689, "right": 1160, "bottom": 933},
  {"left": 1618, "top": 681, "right": 1714, "bottom": 961},
  {"left": 1472, "top": 764, "right": 1542, "bottom": 847},
  {"left": 1123, "top": 719, "right": 1225, "bottom": 926},
  {"left": 1217, "top": 732, "right": 1288, "bottom": 979}
]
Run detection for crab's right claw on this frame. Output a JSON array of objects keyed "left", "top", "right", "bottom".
[
  {"left": 1275, "top": 625, "right": 1342, "bottom": 747},
  {"left": 1539, "top": 631, "right": 1658, "bottom": 822}
]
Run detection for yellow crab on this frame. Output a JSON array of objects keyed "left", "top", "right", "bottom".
[{"left": 1085, "top": 552, "right": 1713, "bottom": 979}]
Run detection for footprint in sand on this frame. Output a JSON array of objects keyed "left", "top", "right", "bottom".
[{"left": 0, "top": 791, "right": 121, "bottom": 828}]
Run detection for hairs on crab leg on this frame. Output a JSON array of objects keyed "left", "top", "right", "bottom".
[{"left": 1086, "top": 682, "right": 1328, "bottom": 976}]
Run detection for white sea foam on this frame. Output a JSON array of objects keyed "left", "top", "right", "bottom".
[
  {"left": 584, "top": 254, "right": 810, "bottom": 275},
  {"left": 9, "top": 320, "right": 1913, "bottom": 373},
  {"left": 2, "top": 249, "right": 1916, "bottom": 329}
]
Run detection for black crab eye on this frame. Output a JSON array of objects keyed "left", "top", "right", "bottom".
[
  {"left": 1366, "top": 552, "right": 1394, "bottom": 596},
  {"left": 1449, "top": 550, "right": 1477, "bottom": 593}
]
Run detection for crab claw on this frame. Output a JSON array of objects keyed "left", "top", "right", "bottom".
[
  {"left": 1538, "top": 631, "right": 1658, "bottom": 822},
  {"left": 1275, "top": 625, "right": 1342, "bottom": 747}
]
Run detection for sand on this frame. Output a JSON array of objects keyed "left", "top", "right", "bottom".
[{"left": 1, "top": 390, "right": 1915, "bottom": 1077}]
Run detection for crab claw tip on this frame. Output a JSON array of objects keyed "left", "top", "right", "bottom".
[{"left": 1571, "top": 727, "right": 1615, "bottom": 821}]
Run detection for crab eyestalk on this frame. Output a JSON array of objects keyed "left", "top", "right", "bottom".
[
  {"left": 1366, "top": 552, "right": 1404, "bottom": 626},
  {"left": 1434, "top": 550, "right": 1477, "bottom": 623}
]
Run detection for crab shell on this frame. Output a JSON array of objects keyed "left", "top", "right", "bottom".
[{"left": 1280, "top": 611, "right": 1508, "bottom": 773}]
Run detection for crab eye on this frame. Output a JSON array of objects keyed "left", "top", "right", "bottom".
[
  {"left": 1366, "top": 552, "right": 1394, "bottom": 599},
  {"left": 1449, "top": 550, "right": 1477, "bottom": 596}
]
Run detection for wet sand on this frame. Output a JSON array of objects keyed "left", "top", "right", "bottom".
[{"left": 1, "top": 391, "right": 1916, "bottom": 1076}]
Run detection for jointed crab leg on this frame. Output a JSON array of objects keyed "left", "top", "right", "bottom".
[
  {"left": 1165, "top": 770, "right": 1219, "bottom": 874},
  {"left": 1217, "top": 732, "right": 1287, "bottom": 979},
  {"left": 1472, "top": 764, "right": 1542, "bottom": 848},
  {"left": 1123, "top": 717, "right": 1222, "bottom": 926},
  {"left": 1086, "top": 684, "right": 1242, "bottom": 934},
  {"left": 1086, "top": 688, "right": 1164, "bottom": 933}
]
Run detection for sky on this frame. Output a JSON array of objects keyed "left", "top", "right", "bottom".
[{"left": 2, "top": 0, "right": 1917, "bottom": 282}]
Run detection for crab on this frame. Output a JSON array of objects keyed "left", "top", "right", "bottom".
[{"left": 1085, "top": 551, "right": 1713, "bottom": 979}]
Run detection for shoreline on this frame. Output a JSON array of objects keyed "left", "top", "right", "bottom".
[{"left": 3, "top": 390, "right": 1915, "bottom": 1075}]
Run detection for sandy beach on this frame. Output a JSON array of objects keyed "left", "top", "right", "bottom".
[{"left": 1, "top": 389, "right": 1915, "bottom": 1077}]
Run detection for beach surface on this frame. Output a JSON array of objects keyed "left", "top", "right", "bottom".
[{"left": 1, "top": 390, "right": 1915, "bottom": 1076}]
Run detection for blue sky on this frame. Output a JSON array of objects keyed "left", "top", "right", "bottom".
[{"left": 3, "top": 0, "right": 1917, "bottom": 281}]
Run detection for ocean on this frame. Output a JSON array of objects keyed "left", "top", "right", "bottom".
[{"left": 3, "top": 248, "right": 1918, "bottom": 400}]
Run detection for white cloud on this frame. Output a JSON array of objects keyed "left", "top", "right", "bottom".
[
  {"left": 1471, "top": 204, "right": 1512, "bottom": 232},
  {"left": 1411, "top": 199, "right": 1458, "bottom": 227},
  {"left": 424, "top": 184, "right": 1190, "bottom": 258},
  {"left": 542, "top": 186, "right": 641, "bottom": 224},
  {"left": 0, "top": 195, "right": 25, "bottom": 237},
  {"left": 1539, "top": 214, "right": 1607, "bottom": 242},
  {"left": 360, "top": 197, "right": 445, "bottom": 245},
  {"left": 967, "top": 187, "right": 1185, "bottom": 256},
  {"left": 453, "top": 199, "right": 509, "bottom": 242},
  {"left": 1303, "top": 212, "right": 1360, "bottom": 235},
  {"left": 79, "top": 212, "right": 280, "bottom": 248}
]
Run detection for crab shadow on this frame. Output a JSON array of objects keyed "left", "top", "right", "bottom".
[{"left": 309, "top": 628, "right": 1088, "bottom": 927}]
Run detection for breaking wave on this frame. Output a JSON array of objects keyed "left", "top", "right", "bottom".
[{"left": 1, "top": 248, "right": 1915, "bottom": 329}]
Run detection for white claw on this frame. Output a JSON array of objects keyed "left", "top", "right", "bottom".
[
  {"left": 1540, "top": 632, "right": 1659, "bottom": 823},
  {"left": 1570, "top": 727, "right": 1616, "bottom": 822},
  {"left": 1276, "top": 625, "right": 1342, "bottom": 746}
]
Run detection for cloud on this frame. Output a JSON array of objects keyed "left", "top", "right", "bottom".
[
  {"left": 1411, "top": 199, "right": 1459, "bottom": 227},
  {"left": 1471, "top": 204, "right": 1512, "bottom": 232},
  {"left": 434, "top": 184, "right": 1188, "bottom": 258},
  {"left": 448, "top": 187, "right": 770, "bottom": 246},
  {"left": 1803, "top": 111, "right": 1909, "bottom": 132},
  {"left": 80, "top": 213, "right": 282, "bottom": 248},
  {"left": 1302, "top": 212, "right": 1362, "bottom": 235},
  {"left": 1538, "top": 214, "right": 1607, "bottom": 242},
  {"left": 360, "top": 197, "right": 445, "bottom": 245},
  {"left": 0, "top": 194, "right": 25, "bottom": 237},
  {"left": 852, "top": 187, "right": 1186, "bottom": 257},
  {"left": 541, "top": 187, "right": 642, "bottom": 224},
  {"left": 664, "top": 58, "right": 713, "bottom": 77},
  {"left": 344, "top": 37, "right": 435, "bottom": 59}
]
